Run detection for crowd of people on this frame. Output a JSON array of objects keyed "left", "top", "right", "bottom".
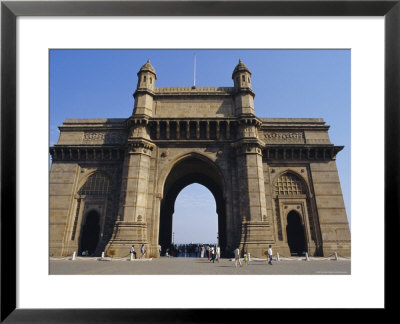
[
  {"left": 83, "top": 241, "right": 275, "bottom": 266},
  {"left": 162, "top": 243, "right": 220, "bottom": 259},
  {"left": 131, "top": 242, "right": 275, "bottom": 267}
]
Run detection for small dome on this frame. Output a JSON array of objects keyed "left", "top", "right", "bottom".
[
  {"left": 232, "top": 59, "right": 251, "bottom": 78},
  {"left": 138, "top": 59, "right": 156, "bottom": 76}
]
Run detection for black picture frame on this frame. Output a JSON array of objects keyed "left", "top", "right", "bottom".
[{"left": 1, "top": 0, "right": 398, "bottom": 322}]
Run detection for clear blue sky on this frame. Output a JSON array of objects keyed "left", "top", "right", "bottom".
[{"left": 50, "top": 49, "right": 351, "bottom": 244}]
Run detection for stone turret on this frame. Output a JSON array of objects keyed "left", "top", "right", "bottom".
[
  {"left": 133, "top": 60, "right": 157, "bottom": 117},
  {"left": 232, "top": 59, "right": 255, "bottom": 116},
  {"left": 232, "top": 59, "right": 252, "bottom": 89},
  {"left": 137, "top": 59, "right": 157, "bottom": 91}
]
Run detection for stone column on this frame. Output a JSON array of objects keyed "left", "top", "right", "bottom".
[
  {"left": 196, "top": 121, "right": 200, "bottom": 139},
  {"left": 234, "top": 119, "right": 273, "bottom": 257},
  {"left": 121, "top": 141, "right": 153, "bottom": 222},
  {"left": 106, "top": 137, "right": 155, "bottom": 257},
  {"left": 176, "top": 121, "right": 180, "bottom": 140},
  {"left": 166, "top": 121, "right": 170, "bottom": 139},
  {"left": 186, "top": 121, "right": 190, "bottom": 139},
  {"left": 156, "top": 121, "right": 160, "bottom": 140},
  {"left": 235, "top": 142, "right": 268, "bottom": 223}
]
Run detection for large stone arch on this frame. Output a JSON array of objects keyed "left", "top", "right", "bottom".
[
  {"left": 157, "top": 152, "right": 227, "bottom": 196},
  {"left": 158, "top": 153, "right": 228, "bottom": 256},
  {"left": 72, "top": 171, "right": 116, "bottom": 256},
  {"left": 272, "top": 170, "right": 323, "bottom": 256}
]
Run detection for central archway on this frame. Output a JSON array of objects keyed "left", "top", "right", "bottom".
[
  {"left": 159, "top": 155, "right": 226, "bottom": 257},
  {"left": 172, "top": 183, "right": 218, "bottom": 244}
]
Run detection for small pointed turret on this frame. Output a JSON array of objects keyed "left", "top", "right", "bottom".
[
  {"left": 137, "top": 59, "right": 157, "bottom": 90},
  {"left": 133, "top": 60, "right": 157, "bottom": 117},
  {"left": 232, "top": 59, "right": 255, "bottom": 116},
  {"left": 232, "top": 59, "right": 252, "bottom": 90}
]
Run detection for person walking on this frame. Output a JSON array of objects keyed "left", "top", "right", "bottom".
[
  {"left": 267, "top": 245, "right": 273, "bottom": 265},
  {"left": 216, "top": 245, "right": 221, "bottom": 263},
  {"left": 210, "top": 246, "right": 216, "bottom": 263},
  {"left": 158, "top": 244, "right": 162, "bottom": 256},
  {"left": 234, "top": 247, "right": 242, "bottom": 267},
  {"left": 130, "top": 245, "right": 137, "bottom": 259},
  {"left": 207, "top": 245, "right": 211, "bottom": 261},
  {"left": 201, "top": 245, "right": 205, "bottom": 258},
  {"left": 140, "top": 244, "right": 146, "bottom": 259},
  {"left": 244, "top": 252, "right": 248, "bottom": 266}
]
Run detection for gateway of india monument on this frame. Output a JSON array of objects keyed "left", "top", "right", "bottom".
[{"left": 49, "top": 59, "right": 351, "bottom": 259}]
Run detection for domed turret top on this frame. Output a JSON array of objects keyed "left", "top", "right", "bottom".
[
  {"left": 138, "top": 59, "right": 157, "bottom": 76},
  {"left": 232, "top": 59, "right": 251, "bottom": 78}
]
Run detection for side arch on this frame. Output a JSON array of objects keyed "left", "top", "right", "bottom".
[
  {"left": 78, "top": 209, "right": 101, "bottom": 256},
  {"left": 72, "top": 171, "right": 115, "bottom": 256},
  {"left": 272, "top": 169, "right": 323, "bottom": 256},
  {"left": 286, "top": 210, "right": 307, "bottom": 256}
]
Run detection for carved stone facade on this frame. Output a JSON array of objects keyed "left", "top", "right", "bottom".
[{"left": 49, "top": 59, "right": 351, "bottom": 259}]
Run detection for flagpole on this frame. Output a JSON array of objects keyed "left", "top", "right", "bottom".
[{"left": 193, "top": 53, "right": 196, "bottom": 87}]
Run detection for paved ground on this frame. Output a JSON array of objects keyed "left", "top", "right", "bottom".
[{"left": 50, "top": 257, "right": 351, "bottom": 275}]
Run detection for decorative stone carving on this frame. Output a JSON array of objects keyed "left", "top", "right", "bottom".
[
  {"left": 127, "top": 140, "right": 155, "bottom": 155},
  {"left": 83, "top": 132, "right": 126, "bottom": 144},
  {"left": 161, "top": 149, "right": 170, "bottom": 158},
  {"left": 274, "top": 172, "right": 306, "bottom": 196},
  {"left": 264, "top": 131, "right": 304, "bottom": 143}
]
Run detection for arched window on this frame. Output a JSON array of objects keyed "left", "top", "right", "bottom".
[
  {"left": 79, "top": 173, "right": 110, "bottom": 196},
  {"left": 150, "top": 77, "right": 152, "bottom": 84},
  {"left": 242, "top": 75, "right": 245, "bottom": 82},
  {"left": 143, "top": 75, "right": 146, "bottom": 82},
  {"left": 274, "top": 172, "right": 306, "bottom": 196}
]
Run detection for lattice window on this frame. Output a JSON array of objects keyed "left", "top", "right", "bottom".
[
  {"left": 274, "top": 173, "right": 306, "bottom": 196},
  {"left": 79, "top": 173, "right": 110, "bottom": 196}
]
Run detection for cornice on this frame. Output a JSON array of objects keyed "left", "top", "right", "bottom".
[
  {"left": 263, "top": 145, "right": 344, "bottom": 161},
  {"left": 154, "top": 87, "right": 234, "bottom": 97},
  {"left": 49, "top": 145, "right": 125, "bottom": 162}
]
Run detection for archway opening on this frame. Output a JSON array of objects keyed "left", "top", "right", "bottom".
[
  {"left": 171, "top": 183, "right": 218, "bottom": 256},
  {"left": 79, "top": 210, "right": 100, "bottom": 256},
  {"left": 286, "top": 210, "right": 307, "bottom": 256},
  {"left": 159, "top": 156, "right": 226, "bottom": 257}
]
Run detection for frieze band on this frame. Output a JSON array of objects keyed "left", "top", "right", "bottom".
[
  {"left": 264, "top": 132, "right": 304, "bottom": 143},
  {"left": 83, "top": 132, "right": 127, "bottom": 144}
]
